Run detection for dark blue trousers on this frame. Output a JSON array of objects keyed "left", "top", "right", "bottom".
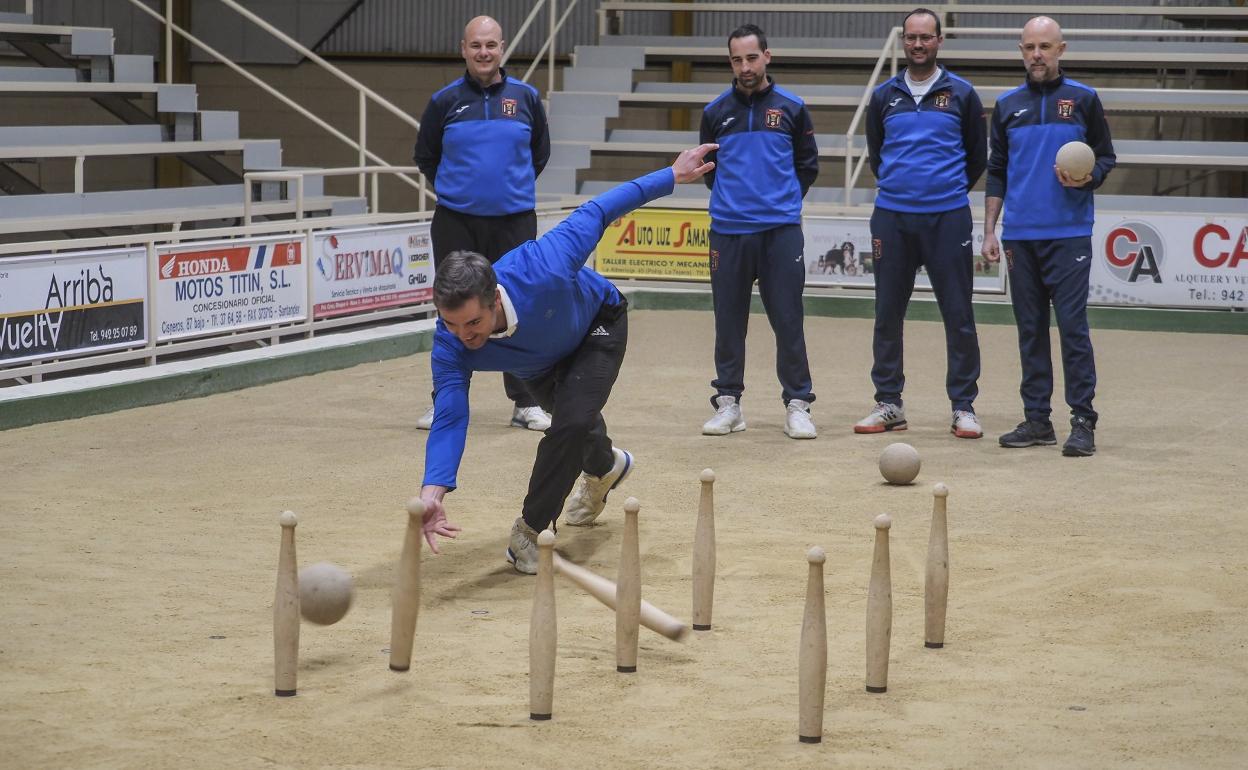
[
  {"left": 1003, "top": 237, "right": 1098, "bottom": 426},
  {"left": 869, "top": 206, "right": 980, "bottom": 411},
  {"left": 708, "top": 224, "right": 814, "bottom": 406}
]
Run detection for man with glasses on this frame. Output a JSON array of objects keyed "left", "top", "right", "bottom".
[{"left": 855, "top": 7, "right": 987, "bottom": 440}]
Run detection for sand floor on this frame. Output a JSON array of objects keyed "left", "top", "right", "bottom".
[{"left": 1, "top": 309, "right": 1246, "bottom": 769}]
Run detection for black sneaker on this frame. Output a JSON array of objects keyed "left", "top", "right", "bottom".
[
  {"left": 998, "top": 420, "right": 1057, "bottom": 448},
  {"left": 1062, "top": 416, "right": 1096, "bottom": 457}
]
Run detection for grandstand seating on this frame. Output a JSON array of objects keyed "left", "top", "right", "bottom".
[
  {"left": 0, "top": 15, "right": 365, "bottom": 238},
  {"left": 541, "top": 39, "right": 1248, "bottom": 205}
]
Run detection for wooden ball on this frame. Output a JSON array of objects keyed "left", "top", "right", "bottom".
[
  {"left": 1056, "top": 141, "right": 1094, "bottom": 179},
  {"left": 298, "top": 562, "right": 353, "bottom": 625},
  {"left": 879, "top": 443, "right": 920, "bottom": 485}
]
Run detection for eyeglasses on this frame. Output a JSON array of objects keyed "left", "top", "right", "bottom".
[{"left": 903, "top": 34, "right": 938, "bottom": 44}]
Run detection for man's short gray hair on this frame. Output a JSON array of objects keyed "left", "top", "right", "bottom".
[{"left": 433, "top": 250, "right": 497, "bottom": 311}]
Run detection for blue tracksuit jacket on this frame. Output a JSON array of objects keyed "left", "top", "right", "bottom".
[
  {"left": 986, "top": 73, "right": 1116, "bottom": 240},
  {"left": 413, "top": 70, "right": 550, "bottom": 216},
  {"left": 422, "top": 168, "right": 676, "bottom": 490},
  {"left": 866, "top": 67, "right": 986, "bottom": 213},
  {"left": 699, "top": 78, "right": 819, "bottom": 235}
]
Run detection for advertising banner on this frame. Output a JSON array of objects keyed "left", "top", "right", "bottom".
[
  {"left": 803, "top": 216, "right": 1005, "bottom": 293},
  {"left": 311, "top": 223, "right": 434, "bottom": 319},
  {"left": 0, "top": 247, "right": 147, "bottom": 365},
  {"left": 1090, "top": 214, "right": 1247, "bottom": 309},
  {"left": 156, "top": 236, "right": 305, "bottom": 341},
  {"left": 595, "top": 208, "right": 713, "bottom": 280}
]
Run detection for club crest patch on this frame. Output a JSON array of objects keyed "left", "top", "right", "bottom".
[
  {"left": 765, "top": 108, "right": 783, "bottom": 128},
  {"left": 933, "top": 91, "right": 950, "bottom": 109},
  {"left": 501, "top": 98, "right": 517, "bottom": 117},
  {"left": 1057, "top": 99, "right": 1074, "bottom": 119}
]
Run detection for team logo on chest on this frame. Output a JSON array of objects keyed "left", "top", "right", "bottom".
[
  {"left": 501, "top": 98, "right": 517, "bottom": 117},
  {"left": 765, "top": 108, "right": 783, "bottom": 128},
  {"left": 1057, "top": 99, "right": 1074, "bottom": 119},
  {"left": 933, "top": 91, "right": 950, "bottom": 109}
]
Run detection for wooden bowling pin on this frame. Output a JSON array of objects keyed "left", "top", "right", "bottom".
[
  {"left": 616, "top": 497, "right": 641, "bottom": 673},
  {"left": 925, "top": 483, "right": 950, "bottom": 649},
  {"left": 866, "top": 513, "right": 892, "bottom": 693},
  {"left": 530, "top": 529, "right": 557, "bottom": 720},
  {"left": 389, "top": 498, "right": 424, "bottom": 672},
  {"left": 273, "top": 510, "right": 299, "bottom": 697},
  {"left": 798, "top": 546, "right": 827, "bottom": 743},
  {"left": 692, "top": 468, "right": 716, "bottom": 631}
]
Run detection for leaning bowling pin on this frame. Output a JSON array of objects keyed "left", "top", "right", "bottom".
[
  {"left": 798, "top": 547, "right": 827, "bottom": 743},
  {"left": 617, "top": 498, "right": 641, "bottom": 673},
  {"left": 692, "top": 468, "right": 716, "bottom": 630},
  {"left": 274, "top": 511, "right": 299, "bottom": 697},
  {"left": 530, "top": 529, "right": 557, "bottom": 720},
  {"left": 389, "top": 498, "right": 424, "bottom": 672},
  {"left": 866, "top": 514, "right": 893, "bottom": 693},
  {"left": 925, "top": 483, "right": 950, "bottom": 649}
]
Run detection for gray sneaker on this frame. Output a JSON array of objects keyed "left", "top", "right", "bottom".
[
  {"left": 510, "top": 405, "right": 552, "bottom": 431},
  {"left": 784, "top": 399, "right": 817, "bottom": 439},
  {"left": 854, "top": 402, "right": 907, "bottom": 434},
  {"left": 562, "top": 447, "right": 635, "bottom": 527},
  {"left": 506, "top": 517, "right": 540, "bottom": 575}
]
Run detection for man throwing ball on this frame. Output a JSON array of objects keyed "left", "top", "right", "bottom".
[{"left": 416, "top": 144, "right": 719, "bottom": 573}]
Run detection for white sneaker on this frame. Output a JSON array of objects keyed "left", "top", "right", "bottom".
[
  {"left": 562, "top": 448, "right": 634, "bottom": 527},
  {"left": 416, "top": 405, "right": 435, "bottom": 430},
  {"left": 951, "top": 409, "right": 983, "bottom": 439},
  {"left": 505, "top": 517, "right": 540, "bottom": 575},
  {"left": 510, "top": 405, "right": 552, "bottom": 431},
  {"left": 784, "top": 399, "right": 817, "bottom": 439},
  {"left": 854, "top": 402, "right": 907, "bottom": 434},
  {"left": 702, "top": 395, "right": 746, "bottom": 435}
]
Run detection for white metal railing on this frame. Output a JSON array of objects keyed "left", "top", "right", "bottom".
[
  {"left": 123, "top": 0, "right": 434, "bottom": 209},
  {"left": 841, "top": 24, "right": 1248, "bottom": 204},
  {"left": 243, "top": 166, "right": 425, "bottom": 225}
]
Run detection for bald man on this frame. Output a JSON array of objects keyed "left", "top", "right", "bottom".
[
  {"left": 414, "top": 16, "right": 552, "bottom": 433},
  {"left": 982, "top": 16, "right": 1115, "bottom": 457}
]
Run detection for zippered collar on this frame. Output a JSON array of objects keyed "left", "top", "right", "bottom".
[
  {"left": 462, "top": 67, "right": 509, "bottom": 95},
  {"left": 1025, "top": 71, "right": 1066, "bottom": 94},
  {"left": 731, "top": 75, "right": 776, "bottom": 105},
  {"left": 893, "top": 65, "right": 949, "bottom": 99}
]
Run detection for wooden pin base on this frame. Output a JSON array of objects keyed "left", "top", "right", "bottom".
[
  {"left": 866, "top": 685, "right": 887, "bottom": 693},
  {"left": 692, "top": 624, "right": 711, "bottom": 631},
  {"left": 389, "top": 664, "right": 410, "bottom": 672},
  {"left": 617, "top": 665, "right": 637, "bottom": 673},
  {"left": 799, "top": 735, "right": 822, "bottom": 744},
  {"left": 275, "top": 689, "right": 296, "bottom": 697},
  {"left": 530, "top": 713, "right": 552, "bottom": 721},
  {"left": 925, "top": 641, "right": 944, "bottom": 649}
]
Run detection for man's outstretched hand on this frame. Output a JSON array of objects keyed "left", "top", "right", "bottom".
[{"left": 671, "top": 143, "right": 719, "bottom": 184}]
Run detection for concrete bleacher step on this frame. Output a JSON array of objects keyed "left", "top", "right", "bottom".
[
  {"left": 0, "top": 22, "right": 113, "bottom": 55},
  {"left": 0, "top": 124, "right": 163, "bottom": 145},
  {"left": 598, "top": 35, "right": 1248, "bottom": 70},
  {"left": 110, "top": 54, "right": 153, "bottom": 83},
  {"left": 0, "top": 12, "right": 33, "bottom": 24},
  {"left": 0, "top": 65, "right": 78, "bottom": 82},
  {"left": 549, "top": 92, "right": 620, "bottom": 118},
  {"left": 549, "top": 116, "right": 608, "bottom": 142},
  {"left": 562, "top": 67, "right": 637, "bottom": 93},
  {"left": 197, "top": 111, "right": 239, "bottom": 141},
  {"left": 572, "top": 45, "right": 646, "bottom": 70},
  {"left": 0, "top": 138, "right": 283, "bottom": 169},
  {"left": 0, "top": 81, "right": 197, "bottom": 111}
]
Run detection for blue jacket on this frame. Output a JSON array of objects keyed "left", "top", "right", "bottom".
[
  {"left": 866, "top": 67, "right": 986, "bottom": 214},
  {"left": 422, "top": 168, "right": 676, "bottom": 490},
  {"left": 986, "top": 73, "right": 1116, "bottom": 240},
  {"left": 699, "top": 78, "right": 819, "bottom": 235},
  {"left": 413, "top": 70, "right": 550, "bottom": 216}
]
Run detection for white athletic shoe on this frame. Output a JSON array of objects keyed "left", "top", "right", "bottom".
[
  {"left": 416, "top": 405, "right": 435, "bottom": 430},
  {"left": 562, "top": 448, "right": 635, "bottom": 527},
  {"left": 510, "top": 405, "right": 552, "bottom": 431},
  {"left": 951, "top": 410, "right": 983, "bottom": 439},
  {"left": 505, "top": 517, "right": 540, "bottom": 575},
  {"left": 784, "top": 399, "right": 817, "bottom": 439},
  {"left": 702, "top": 395, "right": 746, "bottom": 435},
  {"left": 854, "top": 402, "right": 907, "bottom": 434}
]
